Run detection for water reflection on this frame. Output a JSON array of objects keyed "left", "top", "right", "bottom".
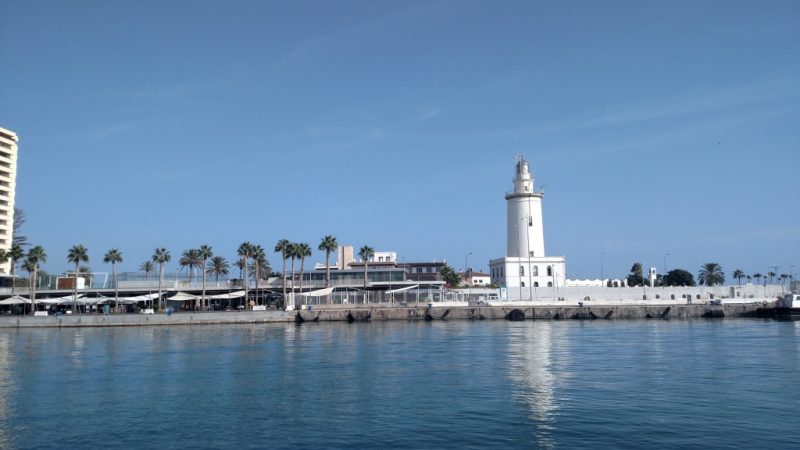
[
  {"left": 0, "top": 332, "right": 14, "bottom": 448},
  {"left": 507, "top": 322, "right": 570, "bottom": 449},
  {"left": 69, "top": 331, "right": 85, "bottom": 369}
]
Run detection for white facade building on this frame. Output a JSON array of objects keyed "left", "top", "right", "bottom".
[
  {"left": 371, "top": 251, "right": 396, "bottom": 263},
  {"left": 460, "top": 270, "right": 491, "bottom": 286},
  {"left": 0, "top": 127, "right": 18, "bottom": 275},
  {"left": 490, "top": 157, "right": 566, "bottom": 294}
]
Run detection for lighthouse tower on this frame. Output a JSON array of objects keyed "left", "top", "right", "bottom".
[
  {"left": 505, "top": 157, "right": 545, "bottom": 258},
  {"left": 489, "top": 156, "right": 566, "bottom": 297}
]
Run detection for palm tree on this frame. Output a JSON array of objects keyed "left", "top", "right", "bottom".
[
  {"left": 67, "top": 245, "right": 89, "bottom": 313},
  {"left": 237, "top": 242, "right": 254, "bottom": 308},
  {"left": 198, "top": 245, "right": 213, "bottom": 310},
  {"left": 698, "top": 263, "right": 725, "bottom": 286},
  {"left": 732, "top": 269, "right": 745, "bottom": 285},
  {"left": 8, "top": 244, "right": 24, "bottom": 296},
  {"left": 274, "top": 239, "right": 291, "bottom": 303},
  {"left": 318, "top": 235, "right": 338, "bottom": 289},
  {"left": 295, "top": 242, "right": 312, "bottom": 294},
  {"left": 179, "top": 249, "right": 203, "bottom": 285},
  {"left": 22, "top": 258, "right": 36, "bottom": 314},
  {"left": 287, "top": 243, "right": 298, "bottom": 308},
  {"left": 753, "top": 273, "right": 762, "bottom": 286},
  {"left": 140, "top": 261, "right": 154, "bottom": 280},
  {"left": 767, "top": 271, "right": 776, "bottom": 285},
  {"left": 250, "top": 245, "right": 267, "bottom": 306},
  {"left": 359, "top": 245, "right": 375, "bottom": 290},
  {"left": 152, "top": 248, "right": 171, "bottom": 311},
  {"left": 103, "top": 249, "right": 123, "bottom": 307},
  {"left": 26, "top": 246, "right": 46, "bottom": 313},
  {"left": 234, "top": 258, "right": 246, "bottom": 279},
  {"left": 207, "top": 256, "right": 230, "bottom": 282}
]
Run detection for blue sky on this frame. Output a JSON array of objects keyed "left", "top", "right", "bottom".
[{"left": 1, "top": 0, "right": 798, "bottom": 280}]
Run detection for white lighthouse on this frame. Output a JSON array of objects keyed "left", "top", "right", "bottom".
[
  {"left": 505, "top": 157, "right": 545, "bottom": 258},
  {"left": 490, "top": 156, "right": 566, "bottom": 298}
]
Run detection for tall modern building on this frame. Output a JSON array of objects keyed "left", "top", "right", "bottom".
[
  {"left": 0, "top": 126, "right": 18, "bottom": 275},
  {"left": 490, "top": 157, "right": 566, "bottom": 294}
]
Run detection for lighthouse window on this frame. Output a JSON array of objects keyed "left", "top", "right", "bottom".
[{"left": 528, "top": 217, "right": 533, "bottom": 226}]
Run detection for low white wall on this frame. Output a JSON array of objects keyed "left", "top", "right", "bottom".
[{"left": 495, "top": 284, "right": 784, "bottom": 302}]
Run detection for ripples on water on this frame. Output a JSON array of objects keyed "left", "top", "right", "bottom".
[{"left": 0, "top": 320, "right": 797, "bottom": 449}]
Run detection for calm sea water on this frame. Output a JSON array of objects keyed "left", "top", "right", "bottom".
[{"left": 0, "top": 319, "right": 797, "bottom": 449}]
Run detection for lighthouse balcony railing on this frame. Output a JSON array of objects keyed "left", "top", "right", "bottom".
[{"left": 505, "top": 190, "right": 543, "bottom": 198}]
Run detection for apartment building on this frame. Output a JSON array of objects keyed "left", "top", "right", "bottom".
[{"left": 0, "top": 126, "right": 18, "bottom": 274}]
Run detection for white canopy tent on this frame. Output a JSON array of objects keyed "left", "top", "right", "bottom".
[
  {"left": 166, "top": 292, "right": 200, "bottom": 302},
  {"left": 299, "top": 287, "right": 334, "bottom": 298},
  {"left": 117, "top": 293, "right": 160, "bottom": 303},
  {"left": 0, "top": 295, "right": 31, "bottom": 305},
  {"left": 207, "top": 290, "right": 246, "bottom": 300},
  {"left": 39, "top": 294, "right": 85, "bottom": 305},
  {"left": 385, "top": 285, "right": 419, "bottom": 294}
]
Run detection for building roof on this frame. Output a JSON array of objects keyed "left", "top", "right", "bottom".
[
  {"left": 460, "top": 272, "right": 490, "bottom": 277},
  {"left": 401, "top": 261, "right": 447, "bottom": 267}
]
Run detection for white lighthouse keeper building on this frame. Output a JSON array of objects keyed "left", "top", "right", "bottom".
[{"left": 490, "top": 156, "right": 566, "bottom": 296}]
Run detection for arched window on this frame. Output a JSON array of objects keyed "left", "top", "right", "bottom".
[
  {"left": 519, "top": 266, "right": 525, "bottom": 276},
  {"left": 547, "top": 282, "right": 553, "bottom": 287},
  {"left": 521, "top": 281, "right": 525, "bottom": 287},
  {"left": 547, "top": 265, "right": 552, "bottom": 276},
  {"left": 533, "top": 266, "right": 539, "bottom": 276},
  {"left": 533, "top": 282, "right": 539, "bottom": 287}
]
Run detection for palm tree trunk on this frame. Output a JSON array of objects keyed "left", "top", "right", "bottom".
[
  {"left": 113, "top": 263, "right": 118, "bottom": 312},
  {"left": 202, "top": 258, "right": 207, "bottom": 310},
  {"left": 325, "top": 251, "right": 331, "bottom": 288},
  {"left": 299, "top": 257, "right": 305, "bottom": 294},
  {"left": 255, "top": 265, "right": 260, "bottom": 307},
  {"left": 325, "top": 250, "right": 331, "bottom": 304},
  {"left": 364, "top": 262, "right": 369, "bottom": 303},
  {"left": 30, "top": 270, "right": 36, "bottom": 315},
  {"left": 74, "top": 262, "right": 79, "bottom": 314},
  {"left": 10, "top": 262, "right": 15, "bottom": 296},
  {"left": 243, "top": 256, "right": 248, "bottom": 310},
  {"left": 158, "top": 264, "right": 163, "bottom": 311},
  {"left": 282, "top": 256, "right": 287, "bottom": 303},
  {"left": 290, "top": 257, "right": 296, "bottom": 309}
]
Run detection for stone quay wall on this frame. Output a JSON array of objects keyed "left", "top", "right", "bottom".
[{"left": 0, "top": 301, "right": 777, "bottom": 328}]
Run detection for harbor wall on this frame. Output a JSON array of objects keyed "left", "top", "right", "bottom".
[
  {"left": 0, "top": 301, "right": 778, "bottom": 328},
  {"left": 498, "top": 284, "right": 784, "bottom": 302}
]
